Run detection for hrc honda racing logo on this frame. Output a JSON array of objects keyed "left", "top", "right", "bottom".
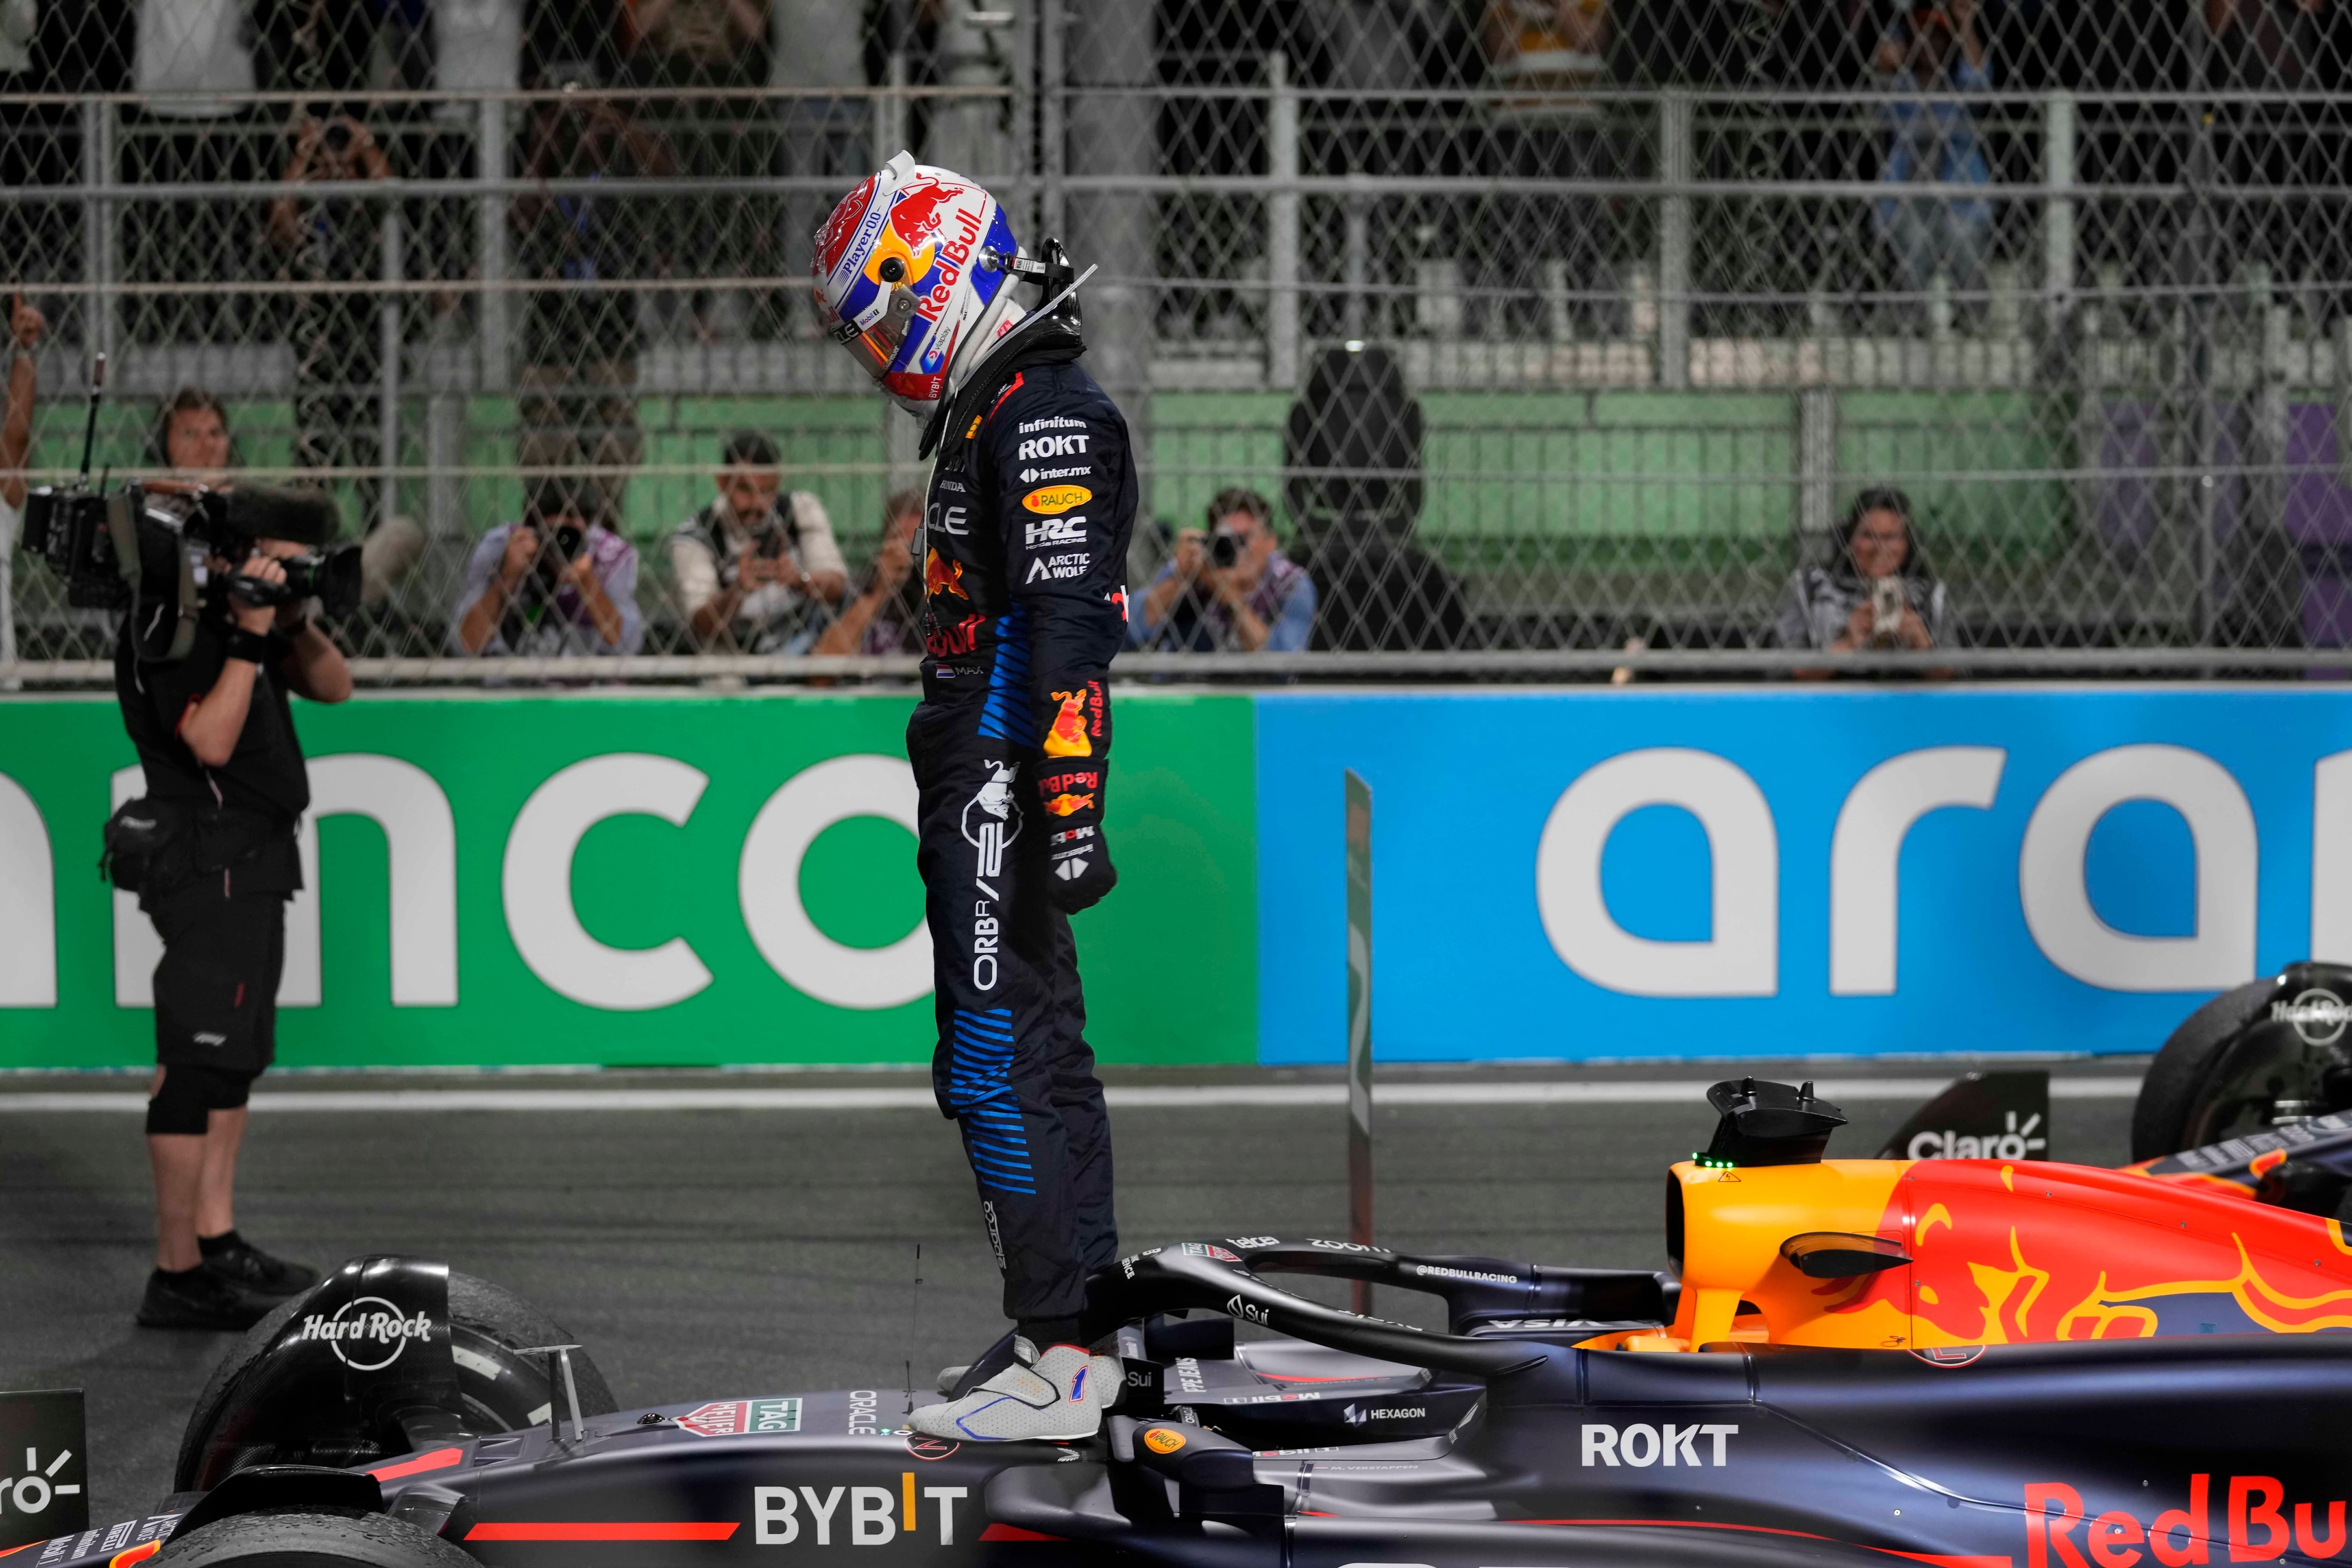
[{"left": 297, "top": 1296, "right": 434, "bottom": 1370}]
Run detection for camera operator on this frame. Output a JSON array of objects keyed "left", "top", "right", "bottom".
[
  {"left": 1133, "top": 486, "right": 1316, "bottom": 653},
  {"left": 115, "top": 522, "right": 351, "bottom": 1330},
  {"left": 453, "top": 479, "right": 644, "bottom": 656},
  {"left": 666, "top": 430, "right": 846, "bottom": 653},
  {"left": 156, "top": 384, "right": 236, "bottom": 482}
]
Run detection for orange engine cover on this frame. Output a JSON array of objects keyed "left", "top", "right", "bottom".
[{"left": 1657, "top": 1157, "right": 2352, "bottom": 1354}]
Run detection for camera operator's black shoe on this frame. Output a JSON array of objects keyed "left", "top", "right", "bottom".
[
  {"left": 136, "top": 1266, "right": 273, "bottom": 1330},
  {"left": 200, "top": 1232, "right": 319, "bottom": 1297}
]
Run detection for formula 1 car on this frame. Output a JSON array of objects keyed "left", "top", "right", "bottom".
[
  {"left": 2133, "top": 961, "right": 2352, "bottom": 1159},
  {"left": 32, "top": 1080, "right": 2352, "bottom": 1568}
]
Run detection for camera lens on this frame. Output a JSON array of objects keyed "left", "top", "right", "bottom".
[{"left": 1210, "top": 533, "right": 1239, "bottom": 569}]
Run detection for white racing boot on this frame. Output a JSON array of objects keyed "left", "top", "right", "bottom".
[{"left": 906, "top": 1338, "right": 1103, "bottom": 1442}]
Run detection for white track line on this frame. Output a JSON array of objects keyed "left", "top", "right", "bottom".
[{"left": 0, "top": 1075, "right": 2142, "bottom": 1113}]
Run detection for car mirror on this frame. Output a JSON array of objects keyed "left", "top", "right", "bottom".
[{"left": 1779, "top": 1232, "right": 1911, "bottom": 1279}]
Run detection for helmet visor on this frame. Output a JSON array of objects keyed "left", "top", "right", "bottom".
[{"left": 826, "top": 283, "right": 923, "bottom": 384}]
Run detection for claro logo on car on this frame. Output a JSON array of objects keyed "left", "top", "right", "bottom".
[
  {"left": 296, "top": 1296, "right": 433, "bottom": 1371},
  {"left": 1581, "top": 1422, "right": 1739, "bottom": 1466},
  {"left": 752, "top": 1478, "right": 971, "bottom": 1547}
]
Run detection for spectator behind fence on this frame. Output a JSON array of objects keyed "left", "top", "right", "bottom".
[
  {"left": 513, "top": 85, "right": 674, "bottom": 522},
  {"left": 2206, "top": 0, "right": 2340, "bottom": 327},
  {"left": 454, "top": 479, "right": 644, "bottom": 656},
  {"left": 1777, "top": 486, "right": 1953, "bottom": 678},
  {"left": 268, "top": 111, "right": 393, "bottom": 523},
  {"left": 813, "top": 489, "right": 923, "bottom": 658},
  {"left": 626, "top": 0, "right": 771, "bottom": 338},
  {"left": 1475, "top": 0, "right": 1614, "bottom": 338},
  {"left": 1872, "top": 3, "right": 1993, "bottom": 323},
  {"left": 2, "top": 294, "right": 44, "bottom": 665},
  {"left": 666, "top": 430, "right": 847, "bottom": 653},
  {"left": 1134, "top": 487, "right": 1317, "bottom": 653},
  {"left": 132, "top": 0, "right": 262, "bottom": 344}
]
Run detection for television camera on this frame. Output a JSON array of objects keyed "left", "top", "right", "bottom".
[{"left": 13, "top": 355, "right": 358, "bottom": 661}]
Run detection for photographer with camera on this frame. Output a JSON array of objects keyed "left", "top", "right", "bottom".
[
  {"left": 1778, "top": 486, "right": 1954, "bottom": 679},
  {"left": 453, "top": 478, "right": 644, "bottom": 657},
  {"left": 112, "top": 497, "right": 352, "bottom": 1329},
  {"left": 1133, "top": 486, "right": 1316, "bottom": 653},
  {"left": 666, "top": 430, "right": 846, "bottom": 654}
]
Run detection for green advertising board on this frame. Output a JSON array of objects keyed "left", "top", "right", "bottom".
[{"left": 0, "top": 692, "right": 1256, "bottom": 1069}]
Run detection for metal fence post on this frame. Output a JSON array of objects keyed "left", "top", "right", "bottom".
[
  {"left": 879, "top": 56, "right": 922, "bottom": 495},
  {"left": 1067, "top": 0, "right": 1156, "bottom": 522},
  {"left": 2338, "top": 316, "right": 2352, "bottom": 488},
  {"left": 476, "top": 97, "right": 509, "bottom": 393},
  {"left": 1041, "top": 0, "right": 1067, "bottom": 241},
  {"left": 1267, "top": 50, "right": 1299, "bottom": 391},
  {"left": 1657, "top": 91, "right": 1691, "bottom": 390},
  {"left": 2042, "top": 92, "right": 2075, "bottom": 339},
  {"left": 81, "top": 98, "right": 116, "bottom": 368},
  {"left": 1798, "top": 387, "right": 1837, "bottom": 549},
  {"left": 380, "top": 206, "right": 404, "bottom": 533}
]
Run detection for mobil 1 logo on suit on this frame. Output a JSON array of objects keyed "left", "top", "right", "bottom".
[{"left": 0, "top": 1390, "right": 86, "bottom": 1550}]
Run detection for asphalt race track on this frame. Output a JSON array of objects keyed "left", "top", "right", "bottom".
[{"left": 0, "top": 1058, "right": 2144, "bottom": 1521}]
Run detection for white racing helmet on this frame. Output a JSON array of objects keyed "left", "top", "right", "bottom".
[{"left": 811, "top": 152, "right": 1028, "bottom": 416}]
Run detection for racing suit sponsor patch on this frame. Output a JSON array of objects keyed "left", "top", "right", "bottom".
[
  {"left": 1022, "top": 485, "right": 1091, "bottom": 515},
  {"left": 1015, "top": 433, "right": 1090, "bottom": 461}
]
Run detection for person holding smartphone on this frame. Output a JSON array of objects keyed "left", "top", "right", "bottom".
[
  {"left": 1778, "top": 486, "right": 1953, "bottom": 679},
  {"left": 666, "top": 430, "right": 847, "bottom": 653}
]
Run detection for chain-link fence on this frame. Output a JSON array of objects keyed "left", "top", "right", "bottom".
[{"left": 2, "top": 0, "right": 2349, "bottom": 683}]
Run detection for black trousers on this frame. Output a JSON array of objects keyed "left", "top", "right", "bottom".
[
  {"left": 150, "top": 878, "right": 287, "bottom": 1075},
  {"left": 908, "top": 694, "right": 1117, "bottom": 1325}
]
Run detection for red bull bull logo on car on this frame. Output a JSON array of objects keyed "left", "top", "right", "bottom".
[{"left": 1893, "top": 1161, "right": 2352, "bottom": 1346}]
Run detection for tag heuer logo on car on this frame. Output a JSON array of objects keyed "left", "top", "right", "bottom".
[
  {"left": 1021, "top": 485, "right": 1091, "bottom": 516},
  {"left": 297, "top": 1297, "right": 433, "bottom": 1371},
  {"left": 677, "top": 1398, "right": 803, "bottom": 1438},
  {"left": 2274, "top": 989, "right": 2352, "bottom": 1045}
]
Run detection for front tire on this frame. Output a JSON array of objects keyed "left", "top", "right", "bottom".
[
  {"left": 157, "top": 1512, "right": 473, "bottom": 1568},
  {"left": 2131, "top": 980, "right": 2273, "bottom": 1161},
  {"left": 175, "top": 1270, "right": 619, "bottom": 1491}
]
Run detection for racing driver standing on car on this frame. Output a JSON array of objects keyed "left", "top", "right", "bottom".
[{"left": 812, "top": 154, "right": 1134, "bottom": 1441}]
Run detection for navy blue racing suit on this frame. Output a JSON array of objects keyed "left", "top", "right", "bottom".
[{"left": 909, "top": 323, "right": 1135, "bottom": 1328}]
